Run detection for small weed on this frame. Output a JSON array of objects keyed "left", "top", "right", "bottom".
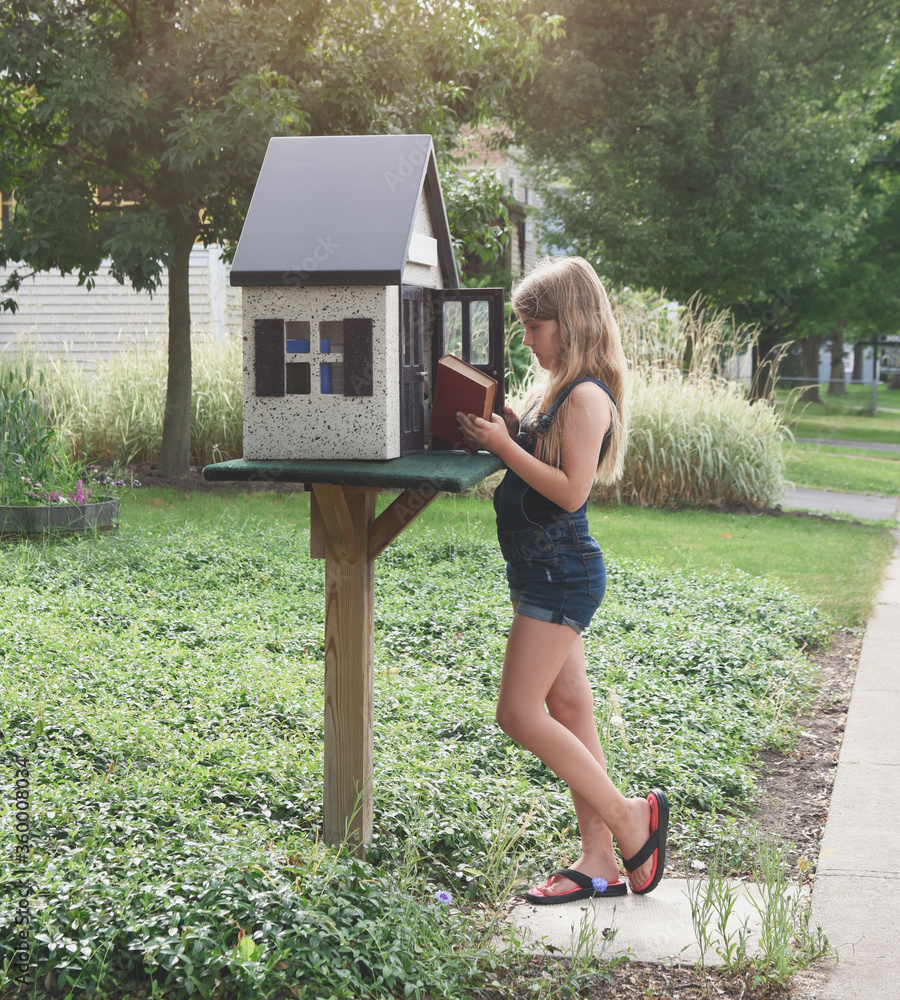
[{"left": 685, "top": 838, "right": 833, "bottom": 988}]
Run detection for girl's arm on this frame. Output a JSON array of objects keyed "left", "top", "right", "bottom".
[{"left": 456, "top": 382, "right": 611, "bottom": 512}]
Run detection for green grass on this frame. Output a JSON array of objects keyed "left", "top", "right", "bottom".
[
  {"left": 3, "top": 487, "right": 882, "bottom": 999},
  {"left": 778, "top": 382, "right": 900, "bottom": 445},
  {"left": 375, "top": 491, "right": 891, "bottom": 628},
  {"left": 784, "top": 442, "right": 900, "bottom": 496}
]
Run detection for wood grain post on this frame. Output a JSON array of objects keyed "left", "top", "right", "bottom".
[{"left": 322, "top": 487, "right": 377, "bottom": 853}]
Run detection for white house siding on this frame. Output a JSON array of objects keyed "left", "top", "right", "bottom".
[{"left": 0, "top": 245, "right": 240, "bottom": 365}]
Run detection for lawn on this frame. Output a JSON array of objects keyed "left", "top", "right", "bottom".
[
  {"left": 784, "top": 441, "right": 900, "bottom": 496},
  {"left": 0, "top": 489, "right": 894, "bottom": 999},
  {"left": 777, "top": 381, "right": 900, "bottom": 445}
]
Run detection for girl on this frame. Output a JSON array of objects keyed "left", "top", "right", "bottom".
[{"left": 456, "top": 256, "right": 667, "bottom": 903}]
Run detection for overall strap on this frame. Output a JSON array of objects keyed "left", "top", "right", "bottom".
[{"left": 535, "top": 377, "right": 617, "bottom": 434}]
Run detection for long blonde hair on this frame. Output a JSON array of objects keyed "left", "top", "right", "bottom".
[{"left": 512, "top": 256, "right": 629, "bottom": 484}]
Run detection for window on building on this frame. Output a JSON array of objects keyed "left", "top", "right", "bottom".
[
  {"left": 254, "top": 317, "right": 372, "bottom": 398},
  {"left": 285, "top": 321, "right": 311, "bottom": 395}
]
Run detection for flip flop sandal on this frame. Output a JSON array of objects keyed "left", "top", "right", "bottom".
[
  {"left": 623, "top": 789, "right": 669, "bottom": 895},
  {"left": 524, "top": 867, "right": 628, "bottom": 905}
]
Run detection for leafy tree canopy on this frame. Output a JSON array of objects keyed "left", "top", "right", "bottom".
[
  {"left": 781, "top": 55, "right": 900, "bottom": 341},
  {"left": 514, "top": 0, "right": 899, "bottom": 310},
  {"left": 0, "top": 0, "right": 560, "bottom": 475}
]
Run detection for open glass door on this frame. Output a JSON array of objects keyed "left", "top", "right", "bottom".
[
  {"left": 429, "top": 288, "right": 505, "bottom": 429},
  {"left": 400, "top": 285, "right": 427, "bottom": 454}
]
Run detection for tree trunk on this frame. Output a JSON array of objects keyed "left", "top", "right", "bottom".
[
  {"left": 797, "top": 334, "right": 821, "bottom": 403},
  {"left": 159, "top": 233, "right": 195, "bottom": 479},
  {"left": 852, "top": 341, "right": 865, "bottom": 383},
  {"left": 827, "top": 325, "right": 846, "bottom": 395}
]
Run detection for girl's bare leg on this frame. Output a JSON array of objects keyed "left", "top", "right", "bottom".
[
  {"left": 496, "top": 613, "right": 655, "bottom": 891},
  {"left": 534, "top": 636, "right": 620, "bottom": 896}
]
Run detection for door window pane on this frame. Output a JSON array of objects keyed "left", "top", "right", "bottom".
[
  {"left": 470, "top": 300, "right": 490, "bottom": 365},
  {"left": 443, "top": 300, "right": 462, "bottom": 357}
]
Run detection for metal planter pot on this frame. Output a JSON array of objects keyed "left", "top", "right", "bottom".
[{"left": 0, "top": 499, "right": 120, "bottom": 538}]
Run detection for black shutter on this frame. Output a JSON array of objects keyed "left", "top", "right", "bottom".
[{"left": 254, "top": 319, "right": 285, "bottom": 396}]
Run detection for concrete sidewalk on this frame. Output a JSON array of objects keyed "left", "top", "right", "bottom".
[
  {"left": 808, "top": 532, "right": 900, "bottom": 997},
  {"left": 780, "top": 487, "right": 899, "bottom": 521},
  {"left": 508, "top": 487, "right": 900, "bottom": 986}
]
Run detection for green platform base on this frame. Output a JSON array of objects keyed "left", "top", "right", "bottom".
[{"left": 202, "top": 451, "right": 504, "bottom": 494}]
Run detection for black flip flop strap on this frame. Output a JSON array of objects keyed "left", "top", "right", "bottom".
[
  {"left": 623, "top": 830, "right": 659, "bottom": 873},
  {"left": 551, "top": 868, "right": 595, "bottom": 892}
]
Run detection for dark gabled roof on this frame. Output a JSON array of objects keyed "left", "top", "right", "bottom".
[{"left": 230, "top": 134, "right": 458, "bottom": 288}]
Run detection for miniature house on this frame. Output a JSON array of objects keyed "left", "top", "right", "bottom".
[{"left": 230, "top": 134, "right": 505, "bottom": 461}]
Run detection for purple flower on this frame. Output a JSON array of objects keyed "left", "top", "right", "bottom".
[
  {"left": 591, "top": 877, "right": 608, "bottom": 893},
  {"left": 434, "top": 890, "right": 452, "bottom": 906}
]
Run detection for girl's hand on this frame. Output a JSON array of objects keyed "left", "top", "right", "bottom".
[
  {"left": 502, "top": 404, "right": 520, "bottom": 438},
  {"left": 456, "top": 411, "right": 513, "bottom": 458}
]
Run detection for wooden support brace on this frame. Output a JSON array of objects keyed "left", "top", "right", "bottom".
[
  {"left": 309, "top": 487, "right": 326, "bottom": 559},
  {"left": 311, "top": 483, "right": 356, "bottom": 564},
  {"left": 367, "top": 487, "right": 440, "bottom": 562}
]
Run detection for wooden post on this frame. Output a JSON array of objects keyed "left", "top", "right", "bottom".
[{"left": 320, "top": 486, "right": 377, "bottom": 852}]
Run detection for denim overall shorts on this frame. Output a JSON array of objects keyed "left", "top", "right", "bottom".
[{"left": 493, "top": 377, "right": 616, "bottom": 634}]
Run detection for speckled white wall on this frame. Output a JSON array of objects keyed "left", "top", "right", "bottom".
[{"left": 242, "top": 285, "right": 400, "bottom": 460}]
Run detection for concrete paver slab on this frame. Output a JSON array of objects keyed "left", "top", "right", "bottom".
[
  {"left": 853, "top": 634, "right": 900, "bottom": 691},
  {"left": 839, "top": 690, "right": 900, "bottom": 764},
  {"left": 815, "top": 763, "right": 900, "bottom": 877},
  {"left": 808, "top": 875, "right": 898, "bottom": 1000},
  {"left": 506, "top": 879, "right": 794, "bottom": 965}
]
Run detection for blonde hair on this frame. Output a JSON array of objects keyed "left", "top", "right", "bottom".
[{"left": 512, "top": 256, "right": 629, "bottom": 484}]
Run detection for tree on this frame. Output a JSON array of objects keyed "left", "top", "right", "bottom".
[
  {"left": 0, "top": 0, "right": 558, "bottom": 477},
  {"left": 513, "top": 0, "right": 897, "bottom": 312},
  {"left": 779, "top": 54, "right": 900, "bottom": 394}
]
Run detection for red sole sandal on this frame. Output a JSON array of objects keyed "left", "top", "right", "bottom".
[
  {"left": 623, "top": 790, "right": 669, "bottom": 895},
  {"left": 524, "top": 868, "right": 628, "bottom": 905}
]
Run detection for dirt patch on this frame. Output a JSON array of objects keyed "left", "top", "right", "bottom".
[{"left": 752, "top": 630, "right": 859, "bottom": 880}]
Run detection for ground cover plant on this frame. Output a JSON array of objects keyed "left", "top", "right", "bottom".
[{"left": 0, "top": 492, "right": 842, "bottom": 1000}]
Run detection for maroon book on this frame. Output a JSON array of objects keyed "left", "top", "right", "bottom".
[{"left": 429, "top": 354, "right": 498, "bottom": 448}]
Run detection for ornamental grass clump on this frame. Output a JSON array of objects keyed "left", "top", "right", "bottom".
[
  {"left": 508, "top": 289, "right": 786, "bottom": 509},
  {"left": 32, "top": 333, "right": 242, "bottom": 466},
  {"left": 592, "top": 369, "right": 787, "bottom": 509}
]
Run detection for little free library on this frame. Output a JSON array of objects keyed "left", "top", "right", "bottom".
[{"left": 205, "top": 133, "right": 507, "bottom": 851}]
